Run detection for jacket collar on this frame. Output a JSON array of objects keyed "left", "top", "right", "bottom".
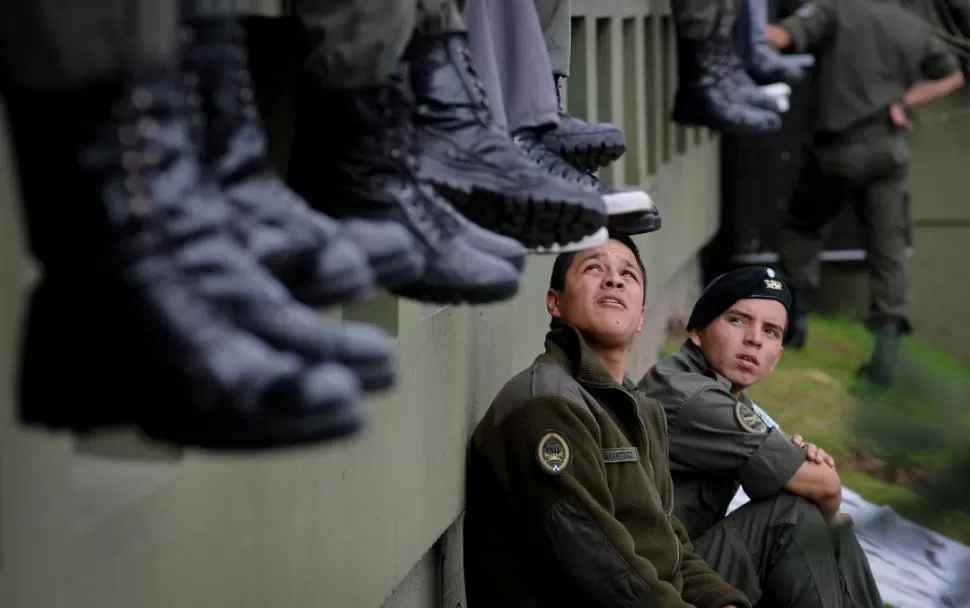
[
  {"left": 538, "top": 320, "right": 636, "bottom": 390},
  {"left": 679, "top": 339, "right": 738, "bottom": 395}
]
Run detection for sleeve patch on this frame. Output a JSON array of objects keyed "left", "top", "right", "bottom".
[
  {"left": 735, "top": 401, "right": 769, "bottom": 433},
  {"left": 537, "top": 431, "right": 571, "bottom": 474}
]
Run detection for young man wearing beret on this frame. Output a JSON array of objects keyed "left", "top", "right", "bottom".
[
  {"left": 463, "top": 237, "right": 750, "bottom": 608},
  {"left": 638, "top": 266, "right": 883, "bottom": 608}
]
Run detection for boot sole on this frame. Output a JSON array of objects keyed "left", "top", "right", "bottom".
[
  {"left": 528, "top": 227, "right": 609, "bottom": 254},
  {"left": 392, "top": 278, "right": 519, "bottom": 305},
  {"left": 423, "top": 168, "right": 604, "bottom": 250},
  {"left": 553, "top": 140, "right": 626, "bottom": 173},
  {"left": 139, "top": 403, "right": 364, "bottom": 451},
  {"left": 603, "top": 190, "right": 656, "bottom": 216},
  {"left": 607, "top": 214, "right": 662, "bottom": 236},
  {"left": 19, "top": 323, "right": 369, "bottom": 450}
]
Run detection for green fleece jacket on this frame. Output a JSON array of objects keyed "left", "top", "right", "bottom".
[{"left": 463, "top": 322, "right": 750, "bottom": 608}]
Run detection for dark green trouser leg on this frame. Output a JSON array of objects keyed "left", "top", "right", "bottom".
[
  {"left": 691, "top": 492, "right": 883, "bottom": 608},
  {"left": 296, "top": 0, "right": 464, "bottom": 89},
  {"left": 852, "top": 165, "right": 910, "bottom": 385},
  {"left": 853, "top": 165, "right": 911, "bottom": 333},
  {"left": 0, "top": 0, "right": 176, "bottom": 90},
  {"left": 535, "top": 0, "right": 571, "bottom": 76}
]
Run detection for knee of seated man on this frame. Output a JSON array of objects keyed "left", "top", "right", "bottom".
[{"left": 768, "top": 491, "right": 828, "bottom": 530}]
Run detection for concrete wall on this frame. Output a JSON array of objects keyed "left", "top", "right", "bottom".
[{"left": 0, "top": 2, "right": 719, "bottom": 607}]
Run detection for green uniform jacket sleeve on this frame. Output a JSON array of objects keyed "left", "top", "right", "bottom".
[
  {"left": 670, "top": 515, "right": 751, "bottom": 608},
  {"left": 495, "top": 396, "right": 739, "bottom": 608},
  {"left": 921, "top": 30, "right": 962, "bottom": 79},
  {"left": 777, "top": 0, "right": 836, "bottom": 53},
  {"left": 667, "top": 389, "right": 806, "bottom": 501}
]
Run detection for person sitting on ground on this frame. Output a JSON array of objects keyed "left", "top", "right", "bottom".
[
  {"left": 463, "top": 236, "right": 751, "bottom": 608},
  {"left": 638, "top": 266, "right": 884, "bottom": 608}
]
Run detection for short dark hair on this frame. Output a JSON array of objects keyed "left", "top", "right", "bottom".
[{"left": 548, "top": 234, "right": 647, "bottom": 303}]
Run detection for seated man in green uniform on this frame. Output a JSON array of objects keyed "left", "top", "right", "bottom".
[
  {"left": 463, "top": 237, "right": 751, "bottom": 608},
  {"left": 639, "top": 267, "right": 883, "bottom": 608}
]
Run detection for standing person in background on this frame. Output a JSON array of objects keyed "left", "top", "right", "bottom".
[{"left": 768, "top": 0, "right": 965, "bottom": 386}]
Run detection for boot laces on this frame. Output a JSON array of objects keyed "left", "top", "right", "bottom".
[{"left": 513, "top": 131, "right": 603, "bottom": 192}]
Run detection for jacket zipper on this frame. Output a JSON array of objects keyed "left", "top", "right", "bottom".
[{"left": 607, "top": 385, "right": 684, "bottom": 572}]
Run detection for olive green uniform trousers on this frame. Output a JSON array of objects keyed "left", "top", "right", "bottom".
[
  {"left": 693, "top": 492, "right": 883, "bottom": 607},
  {"left": 779, "top": 117, "right": 912, "bottom": 332}
]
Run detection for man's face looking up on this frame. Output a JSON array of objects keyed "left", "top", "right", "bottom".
[{"left": 546, "top": 239, "right": 646, "bottom": 349}]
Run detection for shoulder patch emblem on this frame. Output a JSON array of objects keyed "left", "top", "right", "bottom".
[
  {"left": 735, "top": 401, "right": 769, "bottom": 433},
  {"left": 537, "top": 431, "right": 570, "bottom": 475}
]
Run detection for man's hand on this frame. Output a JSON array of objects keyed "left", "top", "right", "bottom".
[
  {"left": 765, "top": 24, "right": 793, "bottom": 49},
  {"left": 831, "top": 511, "right": 854, "bottom": 526},
  {"left": 890, "top": 101, "right": 913, "bottom": 131},
  {"left": 792, "top": 434, "right": 836, "bottom": 468}
]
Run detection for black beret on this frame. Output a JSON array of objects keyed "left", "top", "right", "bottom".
[{"left": 686, "top": 267, "right": 792, "bottom": 331}]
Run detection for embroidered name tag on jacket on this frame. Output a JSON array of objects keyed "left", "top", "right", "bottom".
[{"left": 602, "top": 448, "right": 640, "bottom": 463}]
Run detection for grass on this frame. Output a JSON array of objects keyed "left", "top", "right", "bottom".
[{"left": 663, "top": 315, "right": 970, "bottom": 545}]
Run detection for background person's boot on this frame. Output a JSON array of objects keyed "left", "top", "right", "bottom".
[
  {"left": 541, "top": 74, "right": 626, "bottom": 172},
  {"left": 5, "top": 63, "right": 375, "bottom": 449},
  {"left": 672, "top": 35, "right": 783, "bottom": 134},
  {"left": 179, "top": 16, "right": 380, "bottom": 307},
  {"left": 287, "top": 62, "right": 522, "bottom": 305},
  {"left": 740, "top": 0, "right": 813, "bottom": 84},
  {"left": 857, "top": 320, "right": 902, "bottom": 388},
  {"left": 404, "top": 31, "right": 607, "bottom": 250}
]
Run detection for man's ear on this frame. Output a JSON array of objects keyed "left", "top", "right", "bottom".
[
  {"left": 636, "top": 306, "right": 646, "bottom": 332},
  {"left": 546, "top": 288, "right": 562, "bottom": 318},
  {"left": 689, "top": 328, "right": 703, "bottom": 347}
]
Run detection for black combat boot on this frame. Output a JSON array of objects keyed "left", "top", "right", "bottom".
[
  {"left": 3, "top": 63, "right": 400, "bottom": 448},
  {"left": 541, "top": 74, "right": 626, "bottom": 172},
  {"left": 512, "top": 129, "right": 657, "bottom": 220},
  {"left": 671, "top": 5, "right": 782, "bottom": 136},
  {"left": 287, "top": 61, "right": 522, "bottom": 304},
  {"left": 404, "top": 31, "right": 606, "bottom": 250},
  {"left": 178, "top": 16, "right": 385, "bottom": 307}
]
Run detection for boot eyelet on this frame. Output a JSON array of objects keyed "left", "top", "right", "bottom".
[
  {"left": 129, "top": 196, "right": 153, "bottom": 217},
  {"left": 136, "top": 117, "right": 159, "bottom": 138},
  {"left": 131, "top": 88, "right": 153, "bottom": 110},
  {"left": 118, "top": 126, "right": 138, "bottom": 146},
  {"left": 143, "top": 145, "right": 162, "bottom": 166},
  {"left": 186, "top": 92, "right": 202, "bottom": 108},
  {"left": 124, "top": 174, "right": 146, "bottom": 194},
  {"left": 121, "top": 150, "right": 142, "bottom": 172},
  {"left": 183, "top": 73, "right": 199, "bottom": 88}
]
